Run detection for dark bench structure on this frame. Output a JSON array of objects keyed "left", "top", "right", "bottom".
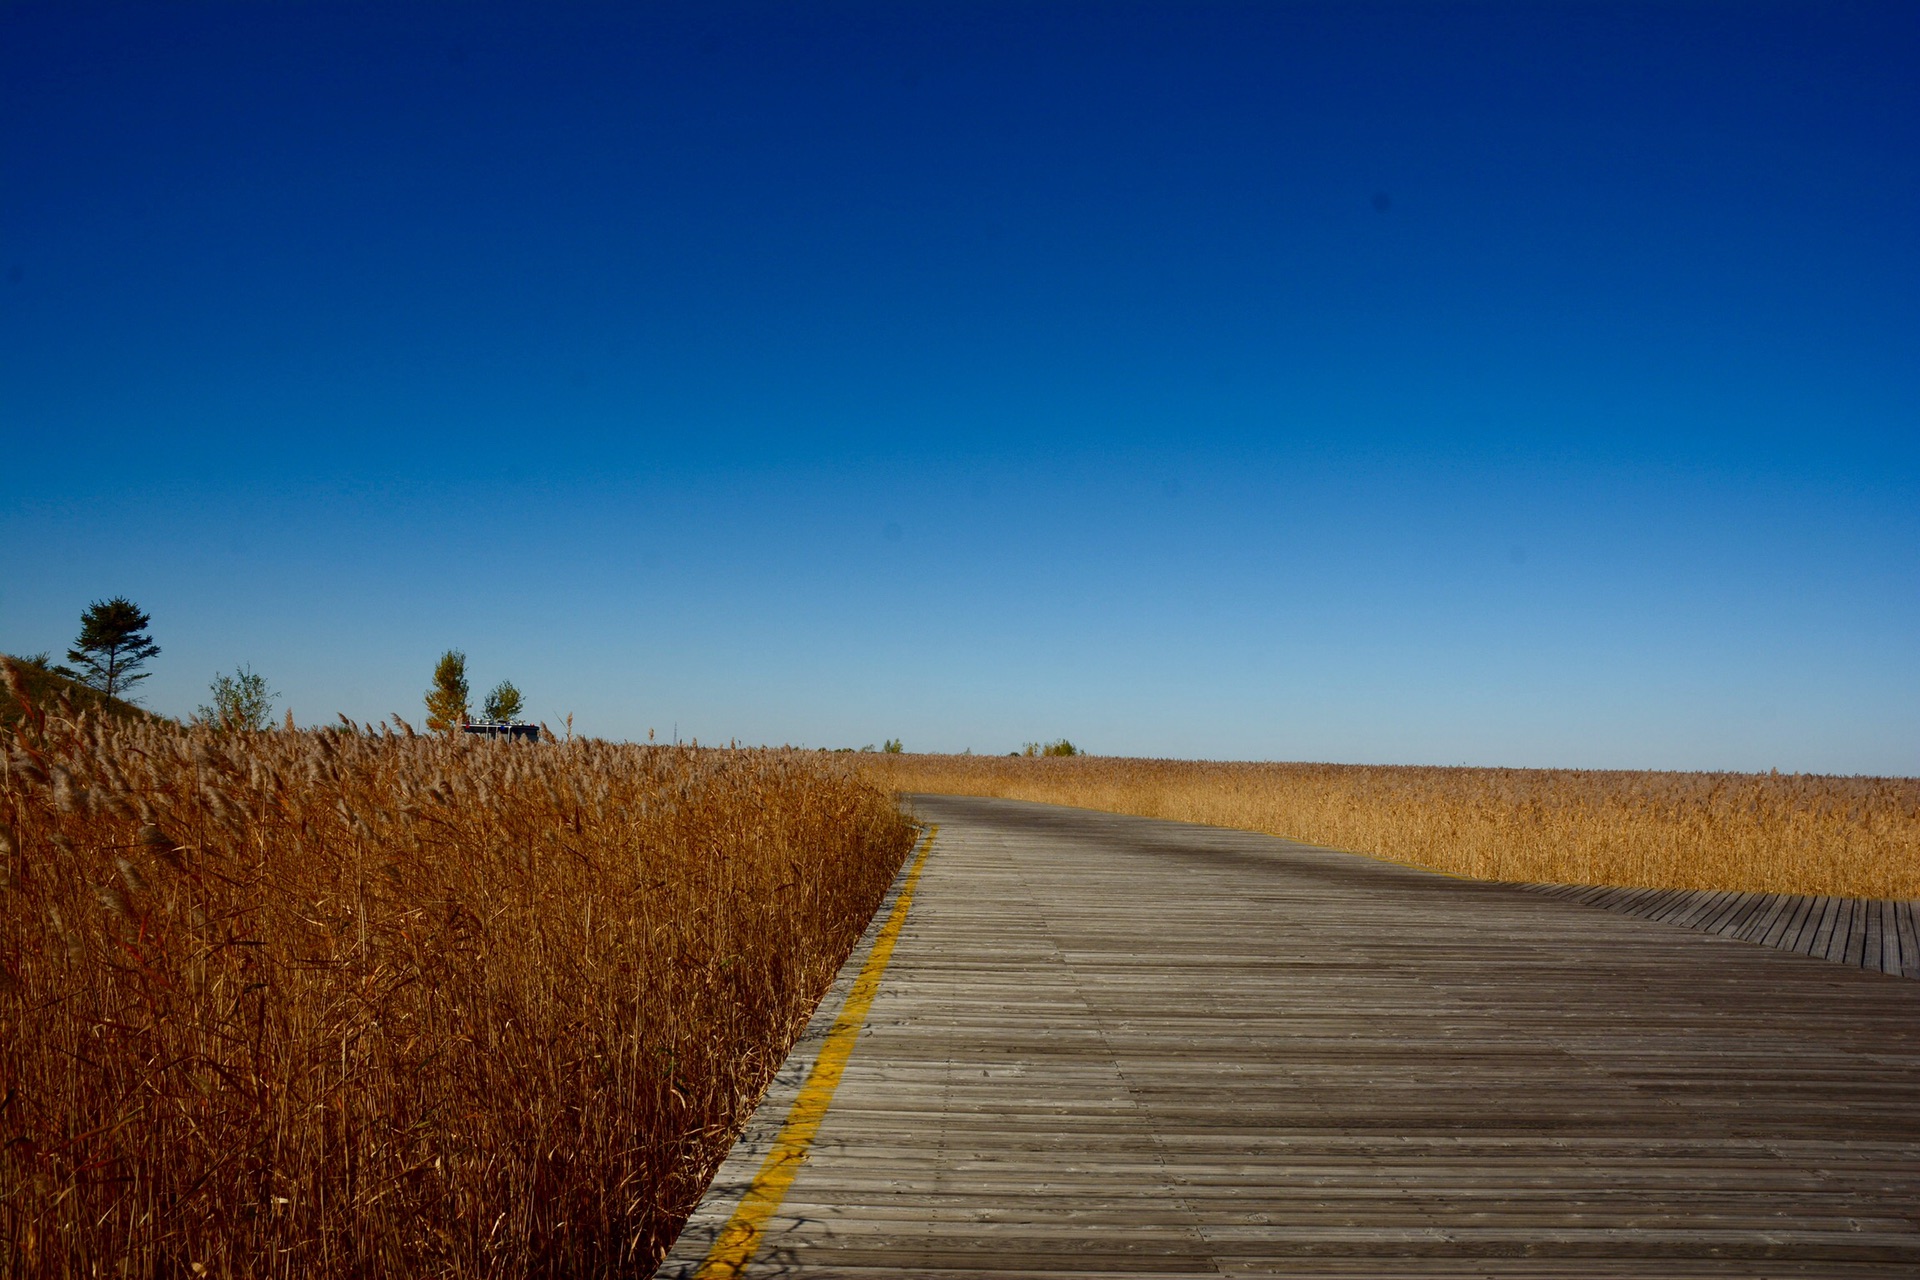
[{"left": 462, "top": 722, "right": 540, "bottom": 742}]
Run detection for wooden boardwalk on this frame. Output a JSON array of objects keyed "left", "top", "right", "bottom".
[{"left": 663, "top": 795, "right": 1920, "bottom": 1277}]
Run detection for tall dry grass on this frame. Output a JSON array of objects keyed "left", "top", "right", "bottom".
[
  {"left": 1, "top": 667, "right": 915, "bottom": 1278},
  {"left": 869, "top": 754, "right": 1920, "bottom": 899}
]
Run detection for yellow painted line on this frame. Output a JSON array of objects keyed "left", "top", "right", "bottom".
[{"left": 694, "top": 824, "right": 939, "bottom": 1279}]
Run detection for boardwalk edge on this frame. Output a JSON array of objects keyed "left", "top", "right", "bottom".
[{"left": 655, "top": 823, "right": 934, "bottom": 1276}]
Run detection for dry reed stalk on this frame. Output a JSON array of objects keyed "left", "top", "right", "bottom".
[
  {"left": 867, "top": 754, "right": 1919, "bottom": 898},
  {"left": 1, "top": 668, "right": 915, "bottom": 1278}
]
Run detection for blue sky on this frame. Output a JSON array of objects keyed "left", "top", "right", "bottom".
[{"left": 3, "top": 1, "right": 1915, "bottom": 773}]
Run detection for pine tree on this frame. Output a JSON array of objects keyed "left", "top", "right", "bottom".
[
  {"left": 67, "top": 598, "right": 161, "bottom": 698},
  {"left": 424, "top": 650, "right": 470, "bottom": 733}
]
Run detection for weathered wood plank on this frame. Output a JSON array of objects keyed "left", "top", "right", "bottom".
[
  {"left": 1841, "top": 895, "right": 1868, "bottom": 964},
  {"left": 1859, "top": 896, "right": 1882, "bottom": 970},
  {"left": 1750, "top": 892, "right": 1797, "bottom": 946},
  {"left": 1654, "top": 887, "right": 1711, "bottom": 925},
  {"left": 1704, "top": 889, "right": 1751, "bottom": 931},
  {"left": 1900, "top": 902, "right": 1920, "bottom": 978},
  {"left": 1729, "top": 891, "right": 1782, "bottom": 939},
  {"left": 1769, "top": 893, "right": 1818, "bottom": 951},
  {"left": 1804, "top": 893, "right": 1840, "bottom": 960}
]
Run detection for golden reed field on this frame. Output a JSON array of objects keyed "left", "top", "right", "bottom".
[
  {"left": 867, "top": 754, "right": 1920, "bottom": 900},
  {"left": 0, "top": 666, "right": 915, "bottom": 1279}
]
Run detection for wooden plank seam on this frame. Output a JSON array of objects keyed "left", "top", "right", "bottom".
[
  {"left": 692, "top": 824, "right": 939, "bottom": 1279},
  {"left": 1516, "top": 881, "right": 1920, "bottom": 979}
]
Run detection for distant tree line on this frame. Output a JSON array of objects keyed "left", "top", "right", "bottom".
[
  {"left": 8, "top": 601, "right": 539, "bottom": 741},
  {"left": 822, "top": 738, "right": 1081, "bottom": 756},
  {"left": 17, "top": 600, "right": 1075, "bottom": 754}
]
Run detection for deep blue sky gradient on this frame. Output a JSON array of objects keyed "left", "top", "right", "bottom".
[{"left": 4, "top": 2, "right": 1915, "bottom": 771}]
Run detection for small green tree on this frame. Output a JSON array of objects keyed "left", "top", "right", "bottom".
[
  {"left": 882, "top": 738, "right": 904, "bottom": 754},
  {"left": 482, "top": 679, "right": 525, "bottom": 722},
  {"left": 196, "top": 666, "right": 277, "bottom": 733},
  {"left": 424, "top": 650, "right": 470, "bottom": 733},
  {"left": 67, "top": 597, "right": 161, "bottom": 698}
]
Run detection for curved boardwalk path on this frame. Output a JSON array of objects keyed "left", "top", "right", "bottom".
[{"left": 664, "top": 795, "right": 1920, "bottom": 1278}]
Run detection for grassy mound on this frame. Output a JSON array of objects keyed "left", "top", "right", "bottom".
[{"left": 0, "top": 656, "right": 160, "bottom": 727}]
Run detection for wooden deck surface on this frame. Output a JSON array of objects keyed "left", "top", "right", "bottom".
[
  {"left": 663, "top": 795, "right": 1920, "bottom": 1278},
  {"left": 1517, "top": 882, "right": 1920, "bottom": 979}
]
